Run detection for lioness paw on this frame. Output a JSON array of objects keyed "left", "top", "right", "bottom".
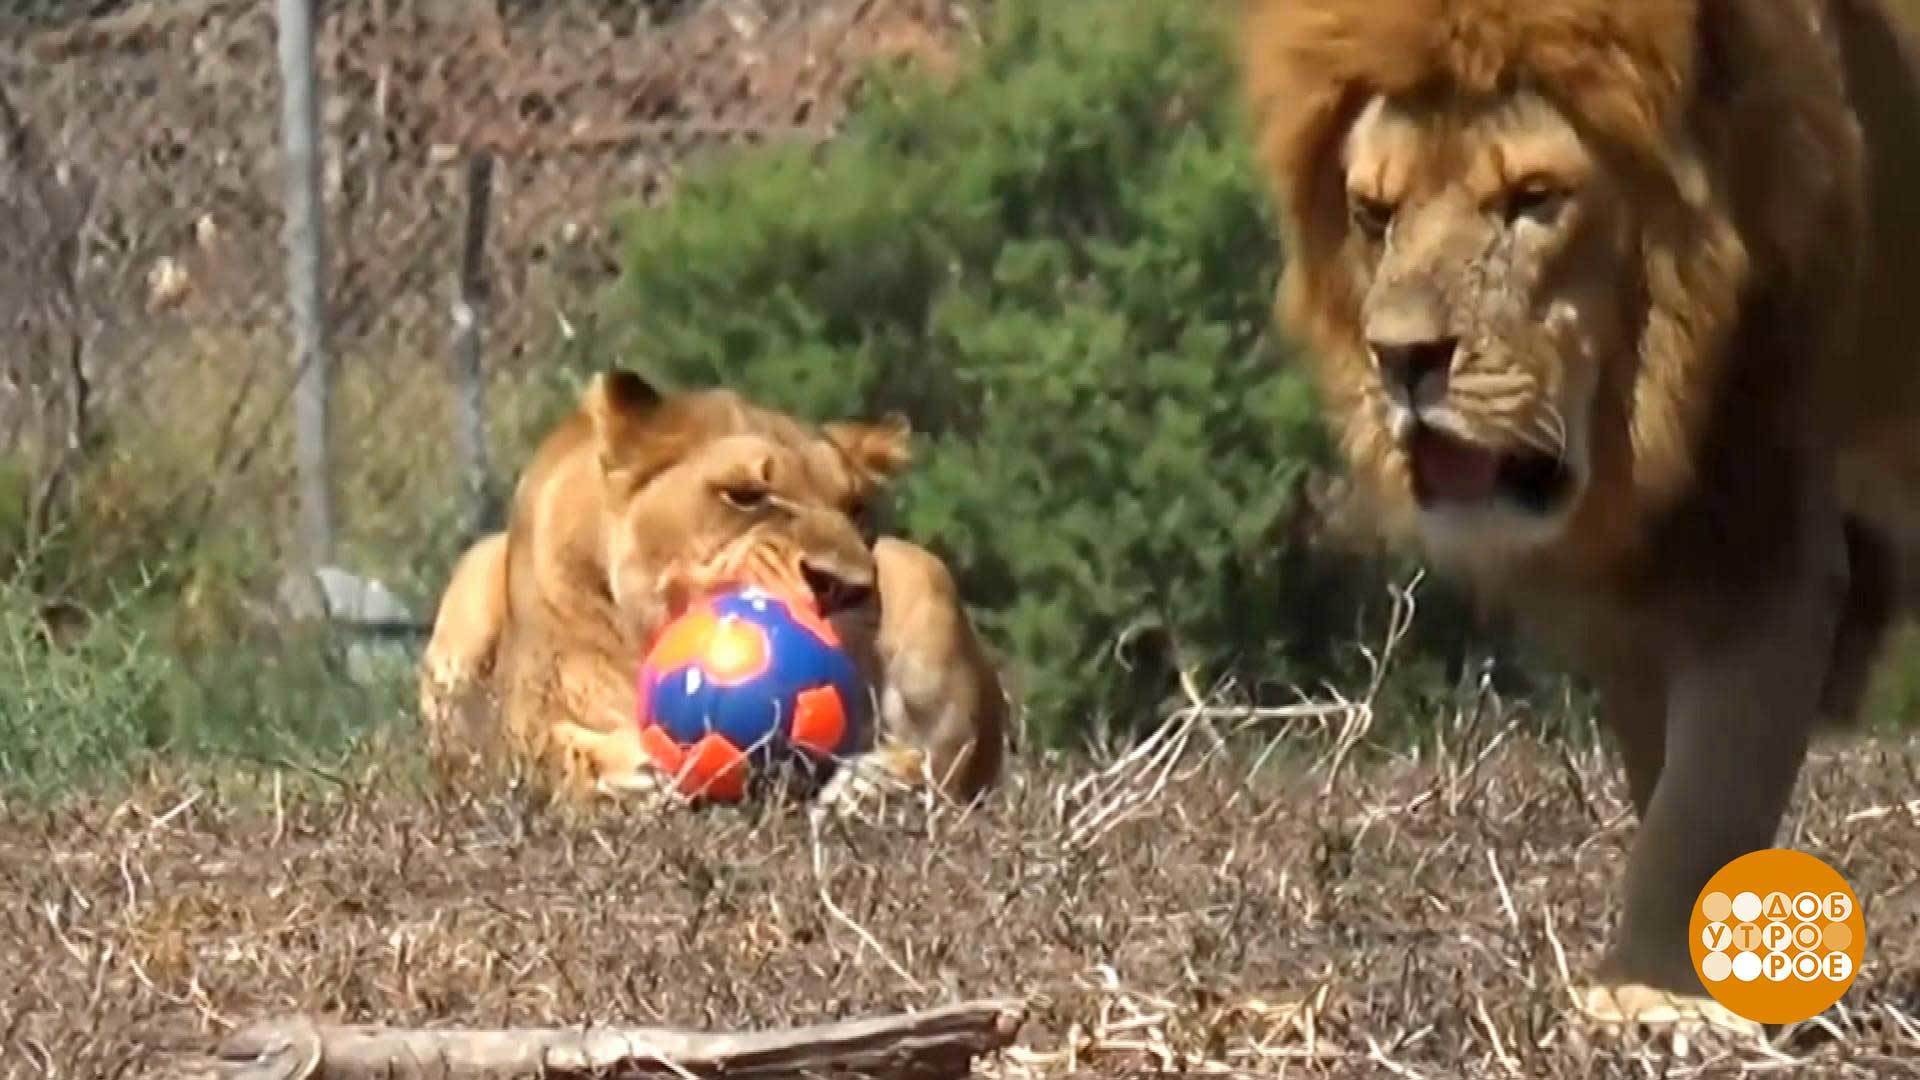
[
  {"left": 553, "top": 721, "right": 643, "bottom": 773},
  {"left": 592, "top": 764, "right": 685, "bottom": 811},
  {"left": 812, "top": 746, "right": 926, "bottom": 823}
]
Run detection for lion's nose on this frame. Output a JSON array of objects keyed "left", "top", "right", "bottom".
[
  {"left": 1370, "top": 336, "right": 1457, "bottom": 405},
  {"left": 800, "top": 557, "right": 876, "bottom": 617}
]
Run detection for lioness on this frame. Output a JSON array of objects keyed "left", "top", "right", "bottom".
[
  {"left": 419, "top": 370, "right": 1007, "bottom": 811},
  {"left": 1241, "top": 0, "right": 1920, "bottom": 1035}
]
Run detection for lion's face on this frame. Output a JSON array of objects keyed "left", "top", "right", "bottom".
[
  {"left": 581, "top": 372, "right": 910, "bottom": 633},
  {"left": 1339, "top": 90, "right": 1638, "bottom": 560}
]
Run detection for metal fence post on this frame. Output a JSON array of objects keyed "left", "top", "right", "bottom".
[
  {"left": 276, "top": 0, "right": 334, "bottom": 569},
  {"left": 452, "top": 151, "right": 494, "bottom": 541}
]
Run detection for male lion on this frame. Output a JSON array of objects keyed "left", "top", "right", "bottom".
[
  {"left": 1242, "top": 0, "right": 1920, "bottom": 1036},
  {"left": 419, "top": 370, "right": 1008, "bottom": 812}
]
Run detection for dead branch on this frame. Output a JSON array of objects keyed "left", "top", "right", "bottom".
[{"left": 160, "top": 996, "right": 1027, "bottom": 1080}]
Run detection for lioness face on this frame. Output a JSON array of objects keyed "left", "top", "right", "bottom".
[
  {"left": 1341, "top": 90, "right": 1636, "bottom": 559},
  {"left": 584, "top": 373, "right": 910, "bottom": 633}
]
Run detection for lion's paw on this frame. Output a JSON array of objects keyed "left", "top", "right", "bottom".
[{"left": 1574, "top": 982, "right": 1767, "bottom": 1055}]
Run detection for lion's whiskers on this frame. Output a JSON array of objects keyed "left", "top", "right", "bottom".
[
  {"left": 1446, "top": 367, "right": 1569, "bottom": 461},
  {"left": 1533, "top": 401, "right": 1570, "bottom": 458}
]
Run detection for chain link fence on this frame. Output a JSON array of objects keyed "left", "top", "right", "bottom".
[{"left": 0, "top": 0, "right": 975, "bottom": 624}]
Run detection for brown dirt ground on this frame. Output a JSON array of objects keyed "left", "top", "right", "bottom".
[{"left": 5, "top": 716, "right": 1919, "bottom": 1079}]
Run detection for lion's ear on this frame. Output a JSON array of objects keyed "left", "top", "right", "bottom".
[
  {"left": 824, "top": 412, "right": 913, "bottom": 485},
  {"left": 582, "top": 369, "right": 683, "bottom": 482}
]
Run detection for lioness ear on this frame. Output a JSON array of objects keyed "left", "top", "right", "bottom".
[
  {"left": 582, "top": 369, "right": 679, "bottom": 481},
  {"left": 824, "top": 412, "right": 913, "bottom": 485}
]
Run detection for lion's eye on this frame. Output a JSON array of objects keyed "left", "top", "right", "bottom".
[
  {"left": 1348, "top": 194, "right": 1395, "bottom": 240},
  {"left": 720, "top": 486, "right": 769, "bottom": 511},
  {"left": 1504, "top": 182, "right": 1568, "bottom": 225}
]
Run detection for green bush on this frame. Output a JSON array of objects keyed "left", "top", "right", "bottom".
[
  {"left": 0, "top": 573, "right": 170, "bottom": 796},
  {"left": 1863, "top": 624, "right": 1920, "bottom": 731},
  {"left": 0, "top": 561, "right": 417, "bottom": 800},
  {"left": 592, "top": 0, "right": 1455, "bottom": 741}
]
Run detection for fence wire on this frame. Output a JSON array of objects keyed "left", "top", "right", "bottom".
[{"left": 0, "top": 0, "right": 976, "bottom": 617}]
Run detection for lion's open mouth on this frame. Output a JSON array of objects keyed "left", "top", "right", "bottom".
[{"left": 1408, "top": 426, "right": 1572, "bottom": 515}]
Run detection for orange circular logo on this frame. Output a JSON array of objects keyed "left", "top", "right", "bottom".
[{"left": 1690, "top": 849, "right": 1866, "bottom": 1025}]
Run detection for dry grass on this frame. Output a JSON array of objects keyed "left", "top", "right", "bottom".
[{"left": 5, "top": 699, "right": 1919, "bottom": 1080}]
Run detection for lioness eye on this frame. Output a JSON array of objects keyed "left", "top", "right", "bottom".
[
  {"left": 720, "top": 486, "right": 769, "bottom": 511},
  {"left": 1348, "top": 193, "right": 1395, "bottom": 240}
]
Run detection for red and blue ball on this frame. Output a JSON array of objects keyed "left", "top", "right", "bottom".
[{"left": 635, "top": 585, "right": 869, "bottom": 801}]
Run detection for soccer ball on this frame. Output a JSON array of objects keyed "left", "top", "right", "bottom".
[{"left": 634, "top": 585, "right": 870, "bottom": 802}]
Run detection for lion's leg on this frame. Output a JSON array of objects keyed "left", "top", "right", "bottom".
[
  {"left": 1586, "top": 502, "right": 1846, "bottom": 1037},
  {"left": 419, "top": 532, "right": 510, "bottom": 773},
  {"left": 535, "top": 649, "right": 657, "bottom": 799},
  {"left": 1818, "top": 516, "right": 1897, "bottom": 727},
  {"left": 818, "top": 537, "right": 1008, "bottom": 817}
]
